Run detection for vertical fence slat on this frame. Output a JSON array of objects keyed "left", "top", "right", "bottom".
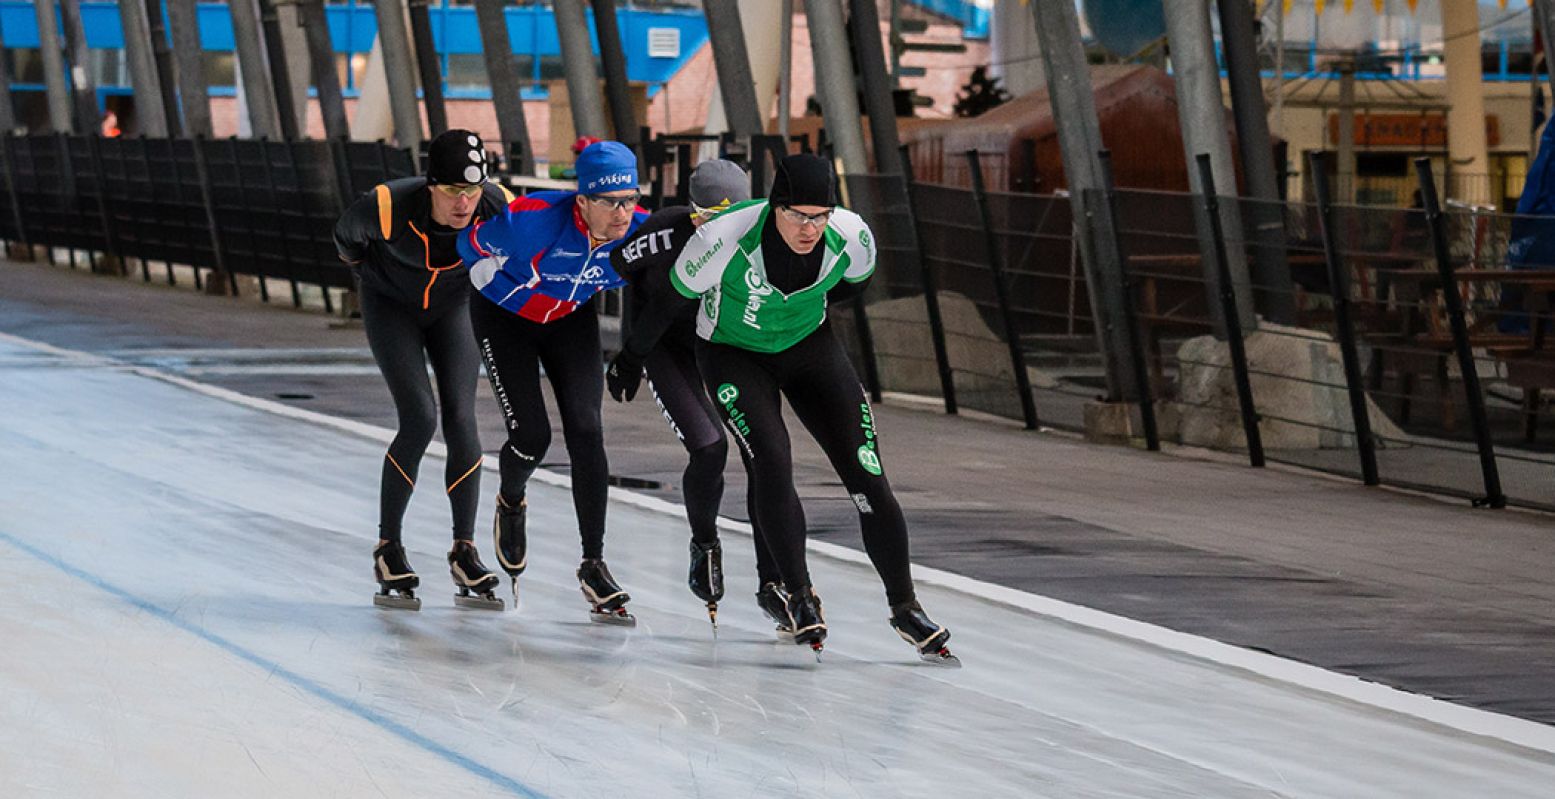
[
  {"left": 1414, "top": 158, "right": 1505, "bottom": 508},
  {"left": 1195, "top": 154, "right": 1264, "bottom": 467},
  {"left": 1098, "top": 150, "right": 1160, "bottom": 451},
  {"left": 900, "top": 145, "right": 957, "bottom": 415},
  {"left": 966, "top": 149, "right": 1039, "bottom": 430},
  {"left": 1309, "top": 152, "right": 1380, "bottom": 486}
]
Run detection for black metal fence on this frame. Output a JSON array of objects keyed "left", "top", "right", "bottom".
[{"left": 0, "top": 133, "right": 416, "bottom": 308}]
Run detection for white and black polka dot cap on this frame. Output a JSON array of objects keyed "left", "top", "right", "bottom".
[{"left": 428, "top": 129, "right": 489, "bottom": 186}]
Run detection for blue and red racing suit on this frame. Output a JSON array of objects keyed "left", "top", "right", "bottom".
[{"left": 457, "top": 190, "right": 648, "bottom": 323}]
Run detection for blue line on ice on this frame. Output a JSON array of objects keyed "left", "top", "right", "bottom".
[{"left": 0, "top": 528, "right": 548, "bottom": 799}]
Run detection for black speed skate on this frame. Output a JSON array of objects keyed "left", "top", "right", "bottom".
[
  {"left": 891, "top": 601, "right": 960, "bottom": 667},
  {"left": 372, "top": 541, "right": 421, "bottom": 611},
  {"left": 688, "top": 540, "right": 724, "bottom": 631},
  {"left": 493, "top": 494, "right": 527, "bottom": 606},
  {"left": 787, "top": 586, "right": 827, "bottom": 660},
  {"left": 756, "top": 581, "right": 794, "bottom": 640},
  {"left": 579, "top": 558, "right": 635, "bottom": 626},
  {"left": 448, "top": 541, "right": 504, "bottom": 610}
]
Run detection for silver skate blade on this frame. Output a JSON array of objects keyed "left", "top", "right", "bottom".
[
  {"left": 774, "top": 627, "right": 795, "bottom": 643},
  {"left": 589, "top": 609, "right": 637, "bottom": 626},
  {"left": 919, "top": 650, "right": 962, "bottom": 668},
  {"left": 454, "top": 594, "right": 505, "bottom": 611},
  {"left": 373, "top": 593, "right": 421, "bottom": 611}
]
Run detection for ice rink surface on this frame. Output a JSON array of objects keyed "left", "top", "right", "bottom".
[{"left": 3, "top": 334, "right": 1554, "bottom": 798}]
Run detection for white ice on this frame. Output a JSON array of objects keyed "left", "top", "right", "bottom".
[{"left": 1, "top": 336, "right": 1552, "bottom": 798}]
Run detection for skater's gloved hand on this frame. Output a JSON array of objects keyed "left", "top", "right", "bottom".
[{"left": 606, "top": 348, "right": 645, "bottom": 402}]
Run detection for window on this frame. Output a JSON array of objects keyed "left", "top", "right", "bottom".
[
  {"left": 446, "top": 53, "right": 490, "bottom": 92},
  {"left": 204, "top": 52, "right": 236, "bottom": 88},
  {"left": 7, "top": 49, "right": 45, "bottom": 84}
]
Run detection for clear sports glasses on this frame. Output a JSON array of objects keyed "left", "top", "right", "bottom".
[
  {"left": 777, "top": 205, "right": 834, "bottom": 228},
  {"left": 586, "top": 192, "right": 642, "bottom": 212}
]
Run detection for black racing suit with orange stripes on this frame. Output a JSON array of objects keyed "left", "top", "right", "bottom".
[{"left": 334, "top": 177, "right": 511, "bottom": 544}]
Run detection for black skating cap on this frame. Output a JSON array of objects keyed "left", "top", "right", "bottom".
[
  {"left": 427, "top": 129, "right": 489, "bottom": 186},
  {"left": 767, "top": 154, "right": 838, "bottom": 208}
]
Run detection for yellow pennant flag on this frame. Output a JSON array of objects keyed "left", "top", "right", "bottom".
[
  {"left": 1285, "top": 0, "right": 1294, "bottom": 16},
  {"left": 1316, "top": 0, "right": 1325, "bottom": 15},
  {"left": 1344, "top": 0, "right": 1354, "bottom": 12},
  {"left": 1407, "top": 0, "right": 1418, "bottom": 12},
  {"left": 1374, "top": 0, "right": 1385, "bottom": 13}
]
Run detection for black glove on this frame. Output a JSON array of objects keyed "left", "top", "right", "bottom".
[{"left": 606, "top": 349, "right": 645, "bottom": 402}]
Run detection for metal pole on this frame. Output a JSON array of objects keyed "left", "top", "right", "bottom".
[
  {"left": 118, "top": 0, "right": 170, "bottom": 136},
  {"left": 777, "top": 0, "right": 793, "bottom": 143},
  {"left": 474, "top": 0, "right": 534, "bottom": 175},
  {"left": 0, "top": 136, "right": 31, "bottom": 252},
  {"left": 57, "top": 0, "right": 100, "bottom": 134},
  {"left": 1196, "top": 154, "right": 1264, "bottom": 467},
  {"left": 372, "top": 0, "right": 425, "bottom": 149},
  {"left": 406, "top": 0, "right": 448, "bottom": 135},
  {"left": 166, "top": 0, "right": 211, "bottom": 137},
  {"left": 700, "top": 0, "right": 764, "bottom": 138},
  {"left": 899, "top": 145, "right": 956, "bottom": 414},
  {"left": 591, "top": 0, "right": 638, "bottom": 147},
  {"left": 1308, "top": 153, "right": 1378, "bottom": 486},
  {"left": 258, "top": 0, "right": 300, "bottom": 140},
  {"left": 1029, "top": 0, "right": 1132, "bottom": 400},
  {"left": 553, "top": 0, "right": 609, "bottom": 139},
  {"left": 1098, "top": 150, "right": 1160, "bottom": 451},
  {"left": 229, "top": 0, "right": 281, "bottom": 139},
  {"left": 144, "top": 0, "right": 183, "bottom": 135},
  {"left": 967, "top": 150, "right": 1039, "bottom": 430},
  {"left": 1415, "top": 158, "right": 1505, "bottom": 508},
  {"left": 848, "top": 0, "right": 904, "bottom": 175},
  {"left": 0, "top": 15, "right": 16, "bottom": 135},
  {"left": 1337, "top": 57, "right": 1356, "bottom": 203},
  {"left": 1272, "top": 0, "right": 1285, "bottom": 142},
  {"left": 190, "top": 137, "right": 237, "bottom": 295},
  {"left": 1218, "top": 0, "right": 1294, "bottom": 324},
  {"left": 32, "top": 1, "right": 74, "bottom": 132},
  {"left": 1163, "top": 0, "right": 1254, "bottom": 333},
  {"left": 1536, "top": 1, "right": 1555, "bottom": 98},
  {"left": 803, "top": 0, "right": 868, "bottom": 176},
  {"left": 298, "top": 0, "right": 349, "bottom": 141}
]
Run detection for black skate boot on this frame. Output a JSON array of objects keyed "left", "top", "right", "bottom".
[
  {"left": 493, "top": 493, "right": 527, "bottom": 605},
  {"left": 786, "top": 586, "right": 827, "bottom": 660},
  {"left": 755, "top": 581, "right": 794, "bottom": 640},
  {"left": 448, "top": 540, "right": 504, "bottom": 610},
  {"left": 890, "top": 601, "right": 959, "bottom": 667},
  {"left": 578, "top": 558, "right": 635, "bottom": 626},
  {"left": 373, "top": 541, "right": 421, "bottom": 610},
  {"left": 688, "top": 540, "right": 724, "bottom": 631}
]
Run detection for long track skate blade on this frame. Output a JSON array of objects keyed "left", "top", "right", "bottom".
[
  {"left": 919, "top": 648, "right": 962, "bottom": 668},
  {"left": 373, "top": 593, "right": 422, "bottom": 611},
  {"left": 454, "top": 593, "right": 505, "bottom": 611},
  {"left": 589, "top": 608, "right": 637, "bottom": 626}
]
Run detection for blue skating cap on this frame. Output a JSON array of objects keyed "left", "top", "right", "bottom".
[{"left": 576, "top": 140, "right": 638, "bottom": 195}]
